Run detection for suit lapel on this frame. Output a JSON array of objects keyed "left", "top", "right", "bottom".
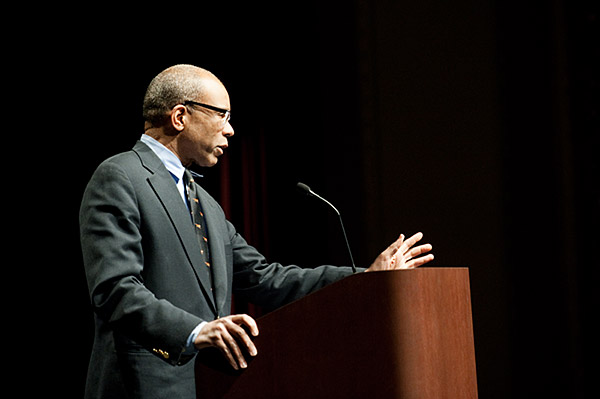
[{"left": 133, "top": 141, "right": 218, "bottom": 315}]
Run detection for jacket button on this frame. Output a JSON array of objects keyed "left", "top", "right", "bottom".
[{"left": 152, "top": 348, "right": 170, "bottom": 359}]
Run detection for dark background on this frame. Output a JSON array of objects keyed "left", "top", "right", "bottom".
[{"left": 18, "top": 0, "right": 598, "bottom": 397}]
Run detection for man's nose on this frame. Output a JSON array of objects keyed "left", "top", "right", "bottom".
[{"left": 223, "top": 121, "right": 234, "bottom": 137}]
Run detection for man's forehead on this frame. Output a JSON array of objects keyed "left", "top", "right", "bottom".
[{"left": 198, "top": 77, "right": 230, "bottom": 106}]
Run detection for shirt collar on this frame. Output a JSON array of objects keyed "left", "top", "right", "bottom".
[{"left": 140, "top": 134, "right": 186, "bottom": 182}]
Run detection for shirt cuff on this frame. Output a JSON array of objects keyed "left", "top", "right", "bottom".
[{"left": 184, "top": 321, "right": 208, "bottom": 354}]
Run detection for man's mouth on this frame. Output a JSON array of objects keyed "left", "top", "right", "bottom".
[{"left": 215, "top": 145, "right": 227, "bottom": 156}]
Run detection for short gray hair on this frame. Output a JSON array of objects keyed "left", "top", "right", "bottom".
[{"left": 142, "top": 64, "right": 215, "bottom": 126}]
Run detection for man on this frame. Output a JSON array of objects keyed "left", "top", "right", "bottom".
[{"left": 80, "top": 64, "right": 434, "bottom": 399}]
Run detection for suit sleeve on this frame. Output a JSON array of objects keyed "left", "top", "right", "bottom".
[
  {"left": 228, "top": 221, "right": 365, "bottom": 311},
  {"left": 79, "top": 160, "right": 202, "bottom": 366}
]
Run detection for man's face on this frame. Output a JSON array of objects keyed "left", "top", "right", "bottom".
[{"left": 178, "top": 78, "right": 234, "bottom": 167}]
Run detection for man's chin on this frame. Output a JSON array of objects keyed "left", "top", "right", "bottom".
[{"left": 194, "top": 156, "right": 220, "bottom": 168}]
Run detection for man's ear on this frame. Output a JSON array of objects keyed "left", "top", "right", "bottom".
[{"left": 170, "top": 105, "right": 187, "bottom": 132}]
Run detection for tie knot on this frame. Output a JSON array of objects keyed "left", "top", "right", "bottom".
[{"left": 183, "top": 170, "right": 193, "bottom": 187}]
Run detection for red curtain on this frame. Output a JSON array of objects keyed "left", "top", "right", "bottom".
[{"left": 218, "top": 129, "right": 268, "bottom": 318}]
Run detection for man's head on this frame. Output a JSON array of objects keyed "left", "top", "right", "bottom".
[{"left": 143, "top": 64, "right": 234, "bottom": 167}]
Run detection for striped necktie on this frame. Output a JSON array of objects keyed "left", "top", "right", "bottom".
[{"left": 184, "top": 170, "right": 213, "bottom": 283}]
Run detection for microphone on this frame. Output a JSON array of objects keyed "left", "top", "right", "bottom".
[{"left": 296, "top": 182, "right": 357, "bottom": 273}]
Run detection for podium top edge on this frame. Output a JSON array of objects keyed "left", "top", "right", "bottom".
[{"left": 360, "top": 267, "right": 470, "bottom": 273}]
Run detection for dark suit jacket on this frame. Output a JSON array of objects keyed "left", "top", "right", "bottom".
[{"left": 80, "top": 141, "right": 356, "bottom": 399}]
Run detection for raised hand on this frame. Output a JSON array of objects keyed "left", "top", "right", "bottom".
[{"left": 366, "top": 232, "right": 434, "bottom": 272}]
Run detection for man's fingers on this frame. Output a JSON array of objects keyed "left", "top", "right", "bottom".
[
  {"left": 227, "top": 317, "right": 258, "bottom": 357},
  {"left": 196, "top": 314, "right": 259, "bottom": 370},
  {"left": 224, "top": 327, "right": 248, "bottom": 369},
  {"left": 219, "top": 337, "right": 241, "bottom": 370},
  {"left": 212, "top": 323, "right": 244, "bottom": 370},
  {"left": 395, "top": 233, "right": 434, "bottom": 269},
  {"left": 405, "top": 243, "right": 433, "bottom": 261},
  {"left": 384, "top": 234, "right": 405, "bottom": 258},
  {"left": 400, "top": 232, "right": 424, "bottom": 253},
  {"left": 406, "top": 253, "right": 435, "bottom": 269},
  {"left": 231, "top": 314, "right": 259, "bottom": 337}
]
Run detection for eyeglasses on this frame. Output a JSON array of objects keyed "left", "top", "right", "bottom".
[{"left": 182, "top": 100, "right": 231, "bottom": 127}]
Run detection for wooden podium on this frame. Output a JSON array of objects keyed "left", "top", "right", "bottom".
[{"left": 195, "top": 268, "right": 478, "bottom": 398}]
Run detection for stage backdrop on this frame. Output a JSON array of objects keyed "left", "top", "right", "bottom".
[{"left": 27, "top": 0, "right": 597, "bottom": 397}]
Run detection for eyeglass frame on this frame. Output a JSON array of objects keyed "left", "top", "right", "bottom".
[{"left": 180, "top": 100, "right": 231, "bottom": 127}]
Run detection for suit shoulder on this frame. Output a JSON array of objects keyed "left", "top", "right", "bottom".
[
  {"left": 81, "top": 151, "right": 147, "bottom": 202},
  {"left": 100, "top": 149, "right": 142, "bottom": 171},
  {"left": 89, "top": 149, "right": 147, "bottom": 181}
]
